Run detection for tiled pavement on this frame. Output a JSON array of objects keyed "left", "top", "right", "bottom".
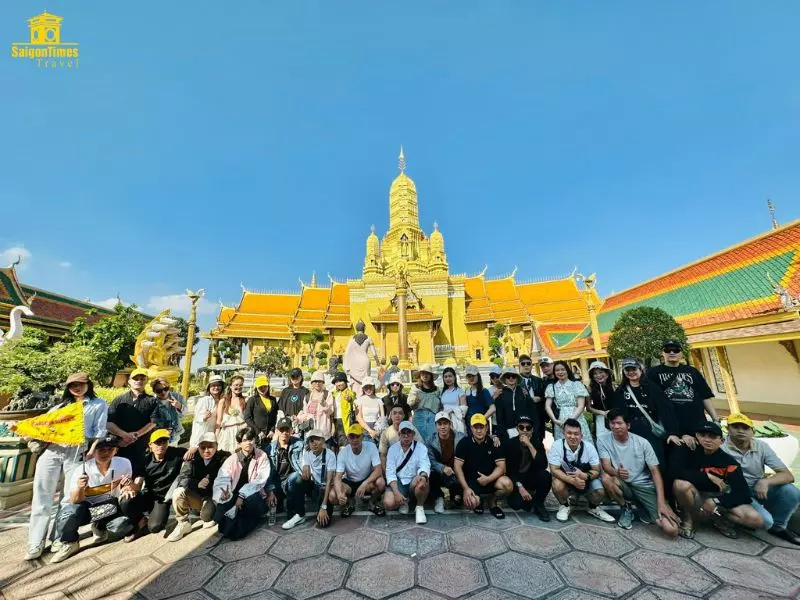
[{"left": 2, "top": 505, "right": 800, "bottom": 600}]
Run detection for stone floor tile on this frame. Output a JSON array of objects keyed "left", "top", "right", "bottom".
[
  {"left": 0, "top": 526, "right": 27, "bottom": 549},
  {"left": 325, "top": 515, "right": 368, "bottom": 535},
  {"left": 151, "top": 528, "right": 219, "bottom": 564},
  {"left": 692, "top": 527, "right": 768, "bottom": 555},
  {"left": 3, "top": 555, "right": 101, "bottom": 600},
  {"left": 485, "top": 551, "right": 563, "bottom": 598},
  {"left": 553, "top": 551, "right": 640, "bottom": 598},
  {"left": 273, "top": 555, "right": 346, "bottom": 600},
  {"left": 572, "top": 509, "right": 620, "bottom": 528},
  {"left": 562, "top": 523, "right": 636, "bottom": 557},
  {"left": 204, "top": 555, "right": 284, "bottom": 600},
  {"left": 748, "top": 527, "right": 800, "bottom": 549},
  {"left": 69, "top": 557, "right": 161, "bottom": 600},
  {"left": 389, "top": 527, "right": 446, "bottom": 558},
  {"left": 385, "top": 591, "right": 446, "bottom": 600},
  {"left": 137, "top": 555, "right": 221, "bottom": 600},
  {"left": 419, "top": 513, "right": 467, "bottom": 532},
  {"left": 366, "top": 514, "right": 417, "bottom": 532},
  {"left": 418, "top": 552, "right": 487, "bottom": 598},
  {"left": 622, "top": 524, "right": 701, "bottom": 556},
  {"left": 447, "top": 527, "right": 506, "bottom": 558},
  {"left": 465, "top": 512, "right": 521, "bottom": 530},
  {"left": 329, "top": 529, "right": 388, "bottom": 561},
  {"left": 466, "top": 589, "right": 527, "bottom": 600},
  {"left": 94, "top": 531, "right": 169, "bottom": 564},
  {"left": 707, "top": 586, "right": 782, "bottom": 599},
  {"left": 622, "top": 550, "right": 719, "bottom": 596},
  {"left": 210, "top": 528, "right": 278, "bottom": 562},
  {"left": 692, "top": 548, "right": 800, "bottom": 597},
  {"left": 346, "top": 554, "right": 415, "bottom": 599},
  {"left": 315, "top": 590, "right": 368, "bottom": 600},
  {"left": 516, "top": 511, "right": 575, "bottom": 530},
  {"left": 763, "top": 546, "right": 800, "bottom": 573},
  {"left": 629, "top": 587, "right": 702, "bottom": 600},
  {"left": 548, "top": 589, "right": 611, "bottom": 600},
  {"left": 269, "top": 528, "right": 331, "bottom": 561},
  {"left": 0, "top": 554, "right": 36, "bottom": 588},
  {"left": 238, "top": 592, "right": 284, "bottom": 600},
  {"left": 502, "top": 526, "right": 569, "bottom": 558},
  {"left": 150, "top": 593, "right": 214, "bottom": 600}
]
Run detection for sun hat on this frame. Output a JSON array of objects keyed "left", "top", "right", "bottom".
[
  {"left": 389, "top": 373, "right": 403, "bottom": 386},
  {"left": 149, "top": 429, "right": 171, "bottom": 443},
  {"left": 727, "top": 413, "right": 754, "bottom": 428},
  {"left": 66, "top": 372, "right": 89, "bottom": 385},
  {"left": 310, "top": 371, "right": 325, "bottom": 383},
  {"left": 465, "top": 365, "right": 479, "bottom": 376},
  {"left": 501, "top": 366, "right": 521, "bottom": 379},
  {"left": 434, "top": 411, "right": 451, "bottom": 423},
  {"left": 362, "top": 376, "right": 378, "bottom": 388},
  {"left": 206, "top": 374, "right": 225, "bottom": 392}
]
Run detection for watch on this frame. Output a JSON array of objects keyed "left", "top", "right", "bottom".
[
  {"left": 516, "top": 481, "right": 523, "bottom": 489},
  {"left": 321, "top": 504, "right": 328, "bottom": 510}
]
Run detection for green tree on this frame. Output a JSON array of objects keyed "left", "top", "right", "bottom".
[
  {"left": 489, "top": 323, "right": 506, "bottom": 360},
  {"left": 299, "top": 328, "right": 325, "bottom": 368},
  {"left": 607, "top": 306, "right": 688, "bottom": 367},
  {"left": 66, "top": 302, "right": 147, "bottom": 383},
  {"left": 251, "top": 346, "right": 290, "bottom": 378}
]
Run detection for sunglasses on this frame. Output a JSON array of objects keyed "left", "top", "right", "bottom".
[
  {"left": 518, "top": 424, "right": 532, "bottom": 432},
  {"left": 664, "top": 348, "right": 681, "bottom": 354},
  {"left": 154, "top": 387, "right": 170, "bottom": 394},
  {"left": 520, "top": 361, "right": 532, "bottom": 366}
]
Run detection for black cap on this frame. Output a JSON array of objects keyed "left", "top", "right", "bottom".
[
  {"left": 517, "top": 415, "right": 535, "bottom": 426},
  {"left": 95, "top": 435, "right": 120, "bottom": 449},
  {"left": 276, "top": 417, "right": 293, "bottom": 431},
  {"left": 663, "top": 340, "right": 682, "bottom": 350},
  {"left": 695, "top": 421, "right": 722, "bottom": 436},
  {"left": 332, "top": 372, "right": 348, "bottom": 384},
  {"left": 621, "top": 358, "right": 639, "bottom": 369},
  {"left": 289, "top": 368, "right": 303, "bottom": 378}
]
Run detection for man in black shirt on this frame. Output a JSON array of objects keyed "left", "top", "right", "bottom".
[
  {"left": 505, "top": 415, "right": 551, "bottom": 521},
  {"left": 536, "top": 357, "right": 556, "bottom": 441},
  {"left": 648, "top": 340, "right": 719, "bottom": 446},
  {"left": 168, "top": 432, "right": 230, "bottom": 542},
  {"left": 265, "top": 417, "right": 304, "bottom": 512},
  {"left": 454, "top": 414, "right": 513, "bottom": 519},
  {"left": 107, "top": 368, "right": 159, "bottom": 476},
  {"left": 278, "top": 368, "right": 310, "bottom": 431},
  {"left": 493, "top": 367, "right": 537, "bottom": 442},
  {"left": 120, "top": 428, "right": 185, "bottom": 540},
  {"left": 518, "top": 355, "right": 545, "bottom": 439},
  {"left": 671, "top": 421, "right": 763, "bottom": 539}
]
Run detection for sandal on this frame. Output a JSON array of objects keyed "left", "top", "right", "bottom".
[
  {"left": 711, "top": 514, "right": 738, "bottom": 539},
  {"left": 473, "top": 501, "right": 484, "bottom": 515},
  {"left": 370, "top": 504, "right": 386, "bottom": 517},
  {"left": 489, "top": 506, "right": 505, "bottom": 520},
  {"left": 679, "top": 527, "right": 695, "bottom": 539},
  {"left": 341, "top": 503, "right": 355, "bottom": 518}
]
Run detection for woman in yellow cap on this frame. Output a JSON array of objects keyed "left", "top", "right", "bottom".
[{"left": 243, "top": 374, "right": 278, "bottom": 447}]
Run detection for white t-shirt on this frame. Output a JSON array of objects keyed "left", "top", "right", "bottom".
[
  {"left": 357, "top": 395, "right": 382, "bottom": 424},
  {"left": 301, "top": 448, "right": 337, "bottom": 485},
  {"left": 441, "top": 387, "right": 463, "bottom": 411},
  {"left": 598, "top": 433, "right": 659, "bottom": 486},
  {"left": 336, "top": 443, "right": 381, "bottom": 482},
  {"left": 547, "top": 438, "right": 600, "bottom": 472},
  {"left": 62, "top": 456, "right": 133, "bottom": 505}
]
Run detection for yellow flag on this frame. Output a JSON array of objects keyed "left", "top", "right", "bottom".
[{"left": 16, "top": 401, "right": 85, "bottom": 446}]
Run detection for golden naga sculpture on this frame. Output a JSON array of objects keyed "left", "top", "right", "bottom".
[{"left": 130, "top": 310, "right": 185, "bottom": 387}]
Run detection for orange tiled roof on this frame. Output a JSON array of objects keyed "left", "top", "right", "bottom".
[
  {"left": 464, "top": 276, "right": 495, "bottom": 323},
  {"left": 485, "top": 277, "right": 528, "bottom": 323},
  {"left": 324, "top": 283, "right": 352, "bottom": 329},
  {"left": 517, "top": 278, "right": 596, "bottom": 323}
]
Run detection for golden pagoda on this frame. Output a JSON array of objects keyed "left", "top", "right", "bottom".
[{"left": 208, "top": 148, "right": 598, "bottom": 368}]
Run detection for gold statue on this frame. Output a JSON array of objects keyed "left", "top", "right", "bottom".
[{"left": 131, "top": 310, "right": 185, "bottom": 387}]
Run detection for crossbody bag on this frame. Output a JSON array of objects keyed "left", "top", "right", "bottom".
[{"left": 627, "top": 386, "right": 666, "bottom": 439}]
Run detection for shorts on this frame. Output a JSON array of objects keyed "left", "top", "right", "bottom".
[
  {"left": 568, "top": 477, "right": 603, "bottom": 495},
  {"left": 620, "top": 480, "right": 659, "bottom": 521},
  {"left": 395, "top": 480, "right": 414, "bottom": 498},
  {"left": 466, "top": 477, "right": 495, "bottom": 497},
  {"left": 342, "top": 478, "right": 366, "bottom": 496}
]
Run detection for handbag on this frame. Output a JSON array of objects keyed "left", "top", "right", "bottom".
[
  {"left": 627, "top": 386, "right": 667, "bottom": 439},
  {"left": 88, "top": 499, "right": 120, "bottom": 522}
]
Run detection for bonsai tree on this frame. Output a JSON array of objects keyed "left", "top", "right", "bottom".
[
  {"left": 607, "top": 306, "right": 689, "bottom": 367},
  {"left": 489, "top": 323, "right": 506, "bottom": 362},
  {"left": 299, "top": 328, "right": 325, "bottom": 369},
  {"left": 251, "top": 346, "right": 290, "bottom": 379}
]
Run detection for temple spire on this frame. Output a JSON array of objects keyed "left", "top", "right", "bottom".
[
  {"left": 310, "top": 271, "right": 317, "bottom": 287},
  {"left": 398, "top": 145, "right": 406, "bottom": 173},
  {"left": 767, "top": 199, "right": 779, "bottom": 230}
]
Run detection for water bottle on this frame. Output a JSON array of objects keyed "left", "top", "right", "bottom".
[{"left": 268, "top": 504, "right": 276, "bottom": 527}]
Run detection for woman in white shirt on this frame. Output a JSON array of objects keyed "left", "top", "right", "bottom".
[
  {"left": 545, "top": 360, "right": 592, "bottom": 440},
  {"left": 440, "top": 367, "right": 466, "bottom": 431},
  {"left": 189, "top": 375, "right": 225, "bottom": 454},
  {"left": 356, "top": 376, "right": 385, "bottom": 442}
]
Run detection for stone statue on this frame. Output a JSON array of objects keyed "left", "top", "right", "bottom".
[
  {"left": 343, "top": 319, "right": 379, "bottom": 396},
  {"left": 385, "top": 355, "right": 400, "bottom": 374},
  {"left": 0, "top": 304, "right": 35, "bottom": 347}
]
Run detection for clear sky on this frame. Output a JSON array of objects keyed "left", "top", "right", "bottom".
[{"left": 2, "top": 1, "right": 799, "bottom": 348}]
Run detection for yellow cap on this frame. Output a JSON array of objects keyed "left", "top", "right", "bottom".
[
  {"left": 727, "top": 413, "right": 754, "bottom": 428},
  {"left": 149, "top": 428, "right": 171, "bottom": 443},
  {"left": 254, "top": 375, "right": 269, "bottom": 389},
  {"left": 470, "top": 413, "right": 488, "bottom": 426},
  {"left": 130, "top": 368, "right": 149, "bottom": 379},
  {"left": 347, "top": 424, "right": 364, "bottom": 436}
]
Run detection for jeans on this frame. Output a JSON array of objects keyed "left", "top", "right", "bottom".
[
  {"left": 28, "top": 445, "right": 83, "bottom": 548},
  {"left": 120, "top": 493, "right": 171, "bottom": 533},
  {"left": 750, "top": 483, "right": 800, "bottom": 530},
  {"left": 214, "top": 494, "right": 268, "bottom": 540},
  {"left": 52, "top": 502, "right": 131, "bottom": 543},
  {"left": 286, "top": 472, "right": 326, "bottom": 524},
  {"left": 413, "top": 410, "right": 436, "bottom": 442}
]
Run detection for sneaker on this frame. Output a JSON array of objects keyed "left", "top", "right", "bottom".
[
  {"left": 617, "top": 507, "right": 634, "bottom": 530},
  {"left": 415, "top": 506, "right": 427, "bottom": 525},
  {"left": 769, "top": 527, "right": 800, "bottom": 546},
  {"left": 282, "top": 514, "right": 306, "bottom": 530},
  {"left": 49, "top": 541, "right": 79, "bottom": 564},
  {"left": 25, "top": 542, "right": 45, "bottom": 560},
  {"left": 434, "top": 498, "right": 445, "bottom": 514},
  {"left": 167, "top": 521, "right": 193, "bottom": 542},
  {"left": 202, "top": 520, "right": 217, "bottom": 529},
  {"left": 533, "top": 503, "right": 551, "bottom": 522},
  {"left": 587, "top": 506, "right": 616, "bottom": 523},
  {"left": 91, "top": 524, "right": 108, "bottom": 544},
  {"left": 556, "top": 505, "right": 571, "bottom": 522},
  {"left": 49, "top": 540, "right": 64, "bottom": 554},
  {"left": 398, "top": 504, "right": 409, "bottom": 515}
]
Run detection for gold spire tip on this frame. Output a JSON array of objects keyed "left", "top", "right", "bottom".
[{"left": 398, "top": 145, "right": 406, "bottom": 173}]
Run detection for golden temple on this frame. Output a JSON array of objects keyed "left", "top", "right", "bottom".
[{"left": 208, "top": 148, "right": 600, "bottom": 367}]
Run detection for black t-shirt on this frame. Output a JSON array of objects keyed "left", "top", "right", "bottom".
[
  {"left": 144, "top": 446, "right": 185, "bottom": 501},
  {"left": 276, "top": 446, "right": 292, "bottom": 479},
  {"left": 278, "top": 386, "right": 310, "bottom": 418},
  {"left": 668, "top": 444, "right": 751, "bottom": 509},
  {"left": 108, "top": 391, "right": 159, "bottom": 432},
  {"left": 383, "top": 393, "right": 411, "bottom": 420},
  {"left": 455, "top": 436, "right": 505, "bottom": 482},
  {"left": 647, "top": 365, "right": 713, "bottom": 435}
]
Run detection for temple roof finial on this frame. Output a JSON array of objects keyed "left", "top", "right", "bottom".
[
  {"left": 433, "top": 221, "right": 438, "bottom": 230},
  {"left": 310, "top": 271, "right": 317, "bottom": 287},
  {"left": 370, "top": 224, "right": 375, "bottom": 234},
  {"left": 398, "top": 145, "right": 406, "bottom": 173},
  {"left": 767, "top": 199, "right": 779, "bottom": 230}
]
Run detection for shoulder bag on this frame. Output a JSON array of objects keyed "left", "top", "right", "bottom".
[{"left": 627, "top": 386, "right": 666, "bottom": 439}]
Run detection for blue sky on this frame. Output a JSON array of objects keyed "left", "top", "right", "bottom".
[{"left": 2, "top": 1, "right": 799, "bottom": 354}]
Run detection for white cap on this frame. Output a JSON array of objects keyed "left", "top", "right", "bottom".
[
  {"left": 310, "top": 370, "right": 325, "bottom": 383},
  {"left": 465, "top": 365, "right": 479, "bottom": 376},
  {"left": 362, "top": 376, "right": 378, "bottom": 388},
  {"left": 198, "top": 432, "right": 217, "bottom": 445},
  {"left": 434, "top": 411, "right": 451, "bottom": 423},
  {"left": 398, "top": 421, "right": 416, "bottom": 433},
  {"left": 489, "top": 364, "right": 502, "bottom": 375},
  {"left": 539, "top": 356, "right": 554, "bottom": 364}
]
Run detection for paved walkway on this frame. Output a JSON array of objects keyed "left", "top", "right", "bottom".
[{"left": 1, "top": 503, "right": 799, "bottom": 600}]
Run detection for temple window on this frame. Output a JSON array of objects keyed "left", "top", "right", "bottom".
[{"left": 475, "top": 348, "right": 482, "bottom": 360}]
